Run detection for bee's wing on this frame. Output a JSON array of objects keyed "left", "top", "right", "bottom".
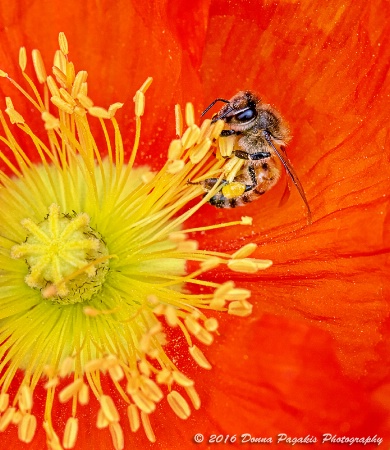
[
  {"left": 277, "top": 145, "right": 291, "bottom": 207},
  {"left": 263, "top": 133, "right": 312, "bottom": 223},
  {"left": 279, "top": 175, "right": 291, "bottom": 207}
]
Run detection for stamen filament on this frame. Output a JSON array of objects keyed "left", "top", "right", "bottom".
[{"left": 0, "top": 33, "right": 272, "bottom": 449}]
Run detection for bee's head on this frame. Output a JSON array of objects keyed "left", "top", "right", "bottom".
[{"left": 202, "top": 91, "right": 260, "bottom": 132}]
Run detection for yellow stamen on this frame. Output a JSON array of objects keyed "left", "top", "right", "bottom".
[
  {"left": 228, "top": 300, "right": 253, "bottom": 317},
  {"left": 168, "top": 139, "right": 183, "bottom": 160},
  {"left": 141, "top": 411, "right": 156, "bottom": 443},
  {"left": 59, "top": 357, "right": 75, "bottom": 378},
  {"left": 18, "top": 413, "right": 37, "bottom": 443},
  {"left": 32, "top": 49, "right": 47, "bottom": 84},
  {"left": 175, "top": 104, "right": 183, "bottom": 136},
  {"left": 19, "top": 385, "right": 33, "bottom": 411},
  {"left": 63, "top": 417, "right": 78, "bottom": 449},
  {"left": 96, "top": 409, "right": 109, "bottom": 429},
  {"left": 100, "top": 395, "right": 120, "bottom": 423},
  {"left": 58, "top": 32, "right": 69, "bottom": 55},
  {"left": 189, "top": 345, "right": 212, "bottom": 370},
  {"left": 185, "top": 385, "right": 201, "bottom": 410},
  {"left": 109, "top": 422, "right": 124, "bottom": 450},
  {"left": 167, "top": 390, "right": 191, "bottom": 420},
  {"left": 0, "top": 32, "right": 274, "bottom": 449},
  {"left": 218, "top": 133, "right": 236, "bottom": 158},
  {"left": 0, "top": 393, "right": 9, "bottom": 412},
  {"left": 19, "top": 47, "right": 27, "bottom": 72},
  {"left": 190, "top": 138, "right": 212, "bottom": 164},
  {"left": 78, "top": 383, "right": 89, "bottom": 405},
  {"left": 167, "top": 159, "right": 185, "bottom": 173},
  {"left": 59, "top": 379, "right": 84, "bottom": 403},
  {"left": 0, "top": 407, "right": 16, "bottom": 432},
  {"left": 181, "top": 124, "right": 201, "bottom": 149},
  {"left": 127, "top": 404, "right": 140, "bottom": 432},
  {"left": 185, "top": 102, "right": 195, "bottom": 127}
]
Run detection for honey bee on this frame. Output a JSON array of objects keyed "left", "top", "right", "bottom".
[{"left": 197, "top": 91, "right": 311, "bottom": 222}]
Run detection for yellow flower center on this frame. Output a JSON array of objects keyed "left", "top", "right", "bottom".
[
  {"left": 0, "top": 32, "right": 272, "bottom": 449},
  {"left": 11, "top": 203, "right": 110, "bottom": 302}
]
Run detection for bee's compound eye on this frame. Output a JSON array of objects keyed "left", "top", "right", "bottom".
[{"left": 235, "top": 108, "right": 256, "bottom": 122}]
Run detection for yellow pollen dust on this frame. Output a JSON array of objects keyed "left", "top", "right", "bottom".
[{"left": 0, "top": 32, "right": 272, "bottom": 450}]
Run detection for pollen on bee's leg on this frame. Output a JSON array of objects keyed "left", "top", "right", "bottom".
[{"left": 221, "top": 181, "right": 246, "bottom": 199}]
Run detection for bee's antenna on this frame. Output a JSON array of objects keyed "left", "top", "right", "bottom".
[{"left": 201, "top": 98, "right": 230, "bottom": 117}]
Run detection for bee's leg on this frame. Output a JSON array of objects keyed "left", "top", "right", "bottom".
[
  {"left": 187, "top": 177, "right": 242, "bottom": 208},
  {"left": 231, "top": 150, "right": 271, "bottom": 160},
  {"left": 245, "top": 164, "right": 258, "bottom": 191},
  {"left": 188, "top": 178, "right": 228, "bottom": 191},
  {"left": 248, "top": 151, "right": 271, "bottom": 160},
  {"left": 220, "top": 129, "right": 236, "bottom": 137},
  {"left": 231, "top": 150, "right": 249, "bottom": 159}
]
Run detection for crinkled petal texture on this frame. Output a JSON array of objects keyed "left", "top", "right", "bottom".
[{"left": 0, "top": 0, "right": 390, "bottom": 448}]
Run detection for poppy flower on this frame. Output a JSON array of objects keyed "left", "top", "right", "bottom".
[{"left": 0, "top": 0, "right": 389, "bottom": 449}]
